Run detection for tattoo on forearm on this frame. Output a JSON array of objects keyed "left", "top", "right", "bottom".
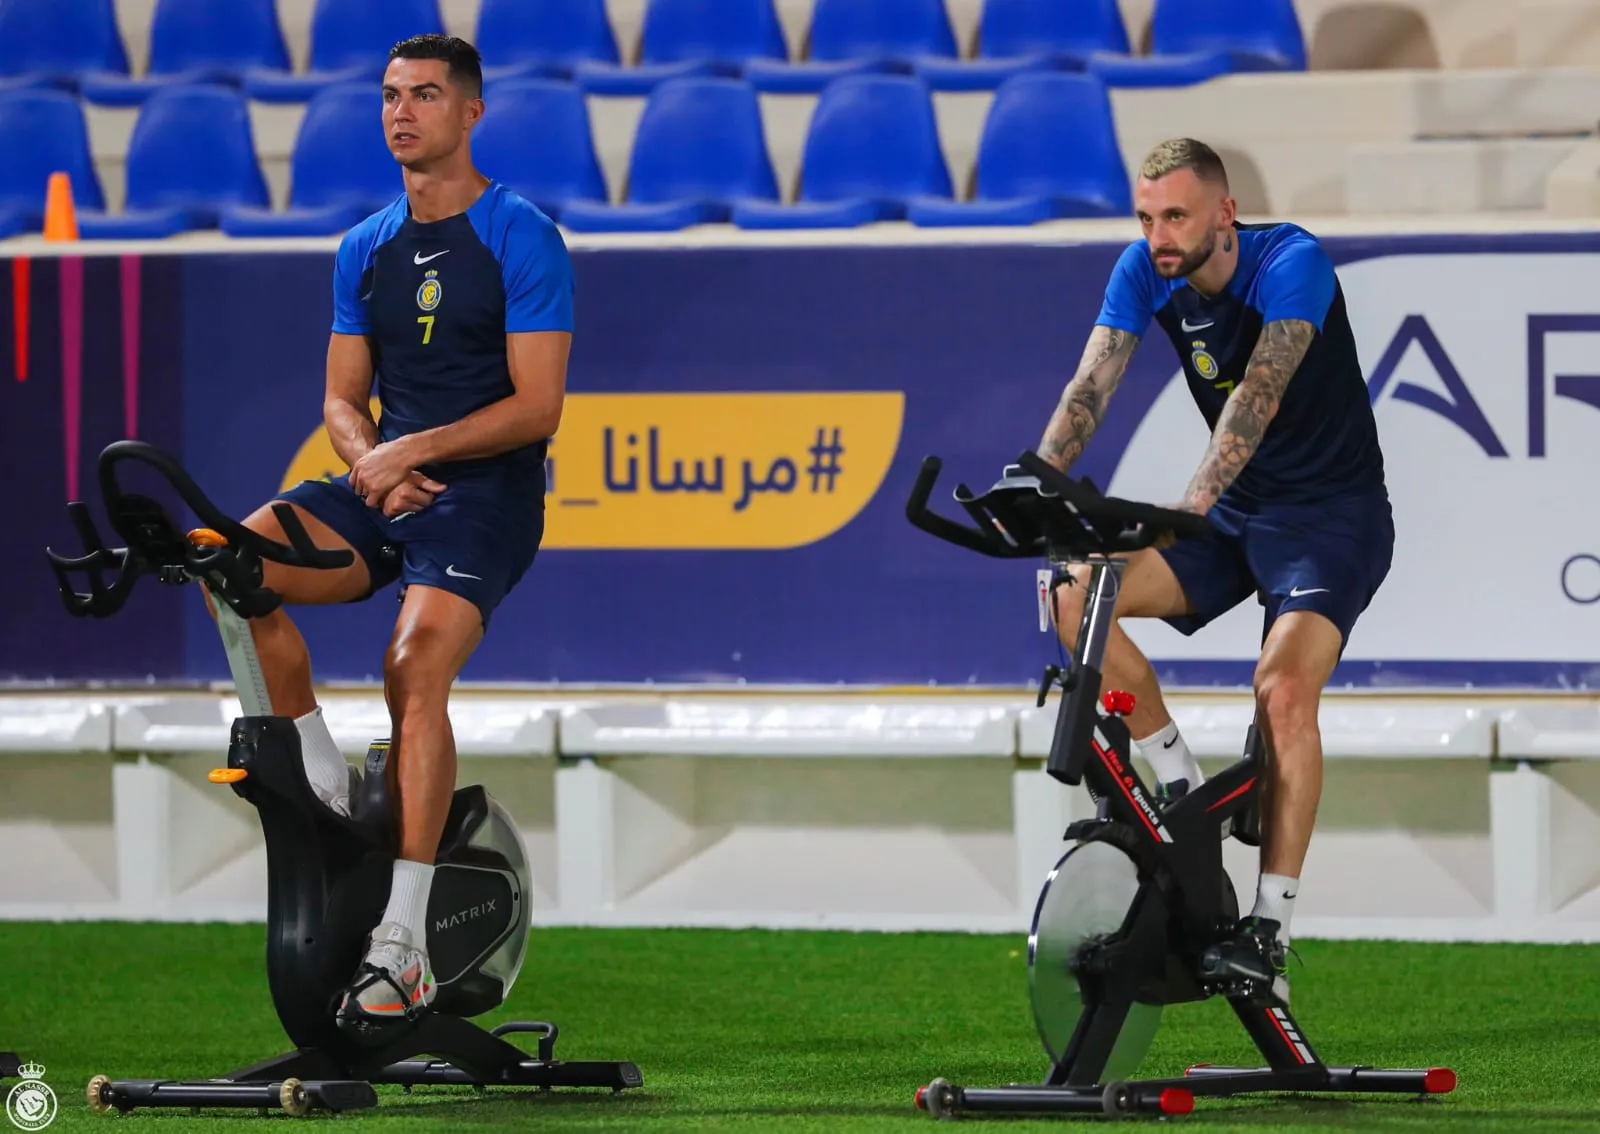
[
  {"left": 1038, "top": 327, "right": 1139, "bottom": 471},
  {"left": 1184, "top": 319, "right": 1315, "bottom": 508}
]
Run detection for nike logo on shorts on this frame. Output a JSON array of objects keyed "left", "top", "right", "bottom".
[
  {"left": 1289, "top": 586, "right": 1329, "bottom": 597},
  {"left": 445, "top": 565, "right": 482, "bottom": 580}
]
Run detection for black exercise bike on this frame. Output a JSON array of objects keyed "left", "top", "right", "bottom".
[
  {"left": 903, "top": 450, "right": 1457, "bottom": 1120},
  {"left": 47, "top": 440, "right": 643, "bottom": 1117}
]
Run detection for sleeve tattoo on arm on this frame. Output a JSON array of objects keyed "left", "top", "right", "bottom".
[
  {"left": 1183, "top": 318, "right": 1316, "bottom": 511},
  {"left": 1038, "top": 326, "right": 1140, "bottom": 471}
]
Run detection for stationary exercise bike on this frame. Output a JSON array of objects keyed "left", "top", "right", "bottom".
[
  {"left": 47, "top": 440, "right": 643, "bottom": 1117},
  {"left": 903, "top": 450, "right": 1457, "bottom": 1120}
]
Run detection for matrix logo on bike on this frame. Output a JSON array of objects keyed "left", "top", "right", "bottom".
[
  {"left": 1092, "top": 727, "right": 1173, "bottom": 844},
  {"left": 282, "top": 392, "right": 905, "bottom": 550},
  {"left": 435, "top": 899, "right": 497, "bottom": 933}
]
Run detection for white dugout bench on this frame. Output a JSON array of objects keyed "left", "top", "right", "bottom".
[{"left": 2, "top": 690, "right": 1598, "bottom": 943}]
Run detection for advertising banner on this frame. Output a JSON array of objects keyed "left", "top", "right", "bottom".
[
  {"left": 2, "top": 235, "right": 1597, "bottom": 690},
  {"left": 1112, "top": 249, "right": 1600, "bottom": 689}
]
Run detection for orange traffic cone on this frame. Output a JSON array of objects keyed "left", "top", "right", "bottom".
[{"left": 43, "top": 172, "right": 79, "bottom": 241}]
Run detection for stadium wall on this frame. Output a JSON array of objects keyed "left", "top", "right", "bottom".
[
  {"left": 1, "top": 224, "right": 1597, "bottom": 690},
  {"left": 2, "top": 222, "right": 1598, "bottom": 940}
]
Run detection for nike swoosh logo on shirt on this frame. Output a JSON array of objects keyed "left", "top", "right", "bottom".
[
  {"left": 414, "top": 250, "right": 449, "bottom": 265},
  {"left": 1181, "top": 318, "right": 1214, "bottom": 332}
]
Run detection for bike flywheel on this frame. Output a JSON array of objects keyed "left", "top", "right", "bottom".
[{"left": 1027, "top": 839, "right": 1163, "bottom": 1082}]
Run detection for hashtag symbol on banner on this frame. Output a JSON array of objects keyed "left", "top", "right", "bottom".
[{"left": 806, "top": 427, "right": 845, "bottom": 493}]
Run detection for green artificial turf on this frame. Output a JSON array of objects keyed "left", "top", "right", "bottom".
[{"left": 3, "top": 924, "right": 1597, "bottom": 1131}]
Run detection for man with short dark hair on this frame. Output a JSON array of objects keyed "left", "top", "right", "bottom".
[
  {"left": 225, "top": 33, "right": 574, "bottom": 1039},
  {"left": 1037, "top": 137, "right": 1392, "bottom": 1001}
]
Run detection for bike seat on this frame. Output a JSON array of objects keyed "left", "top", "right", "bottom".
[
  {"left": 350, "top": 741, "right": 396, "bottom": 831},
  {"left": 346, "top": 741, "right": 492, "bottom": 859},
  {"left": 437, "top": 786, "right": 491, "bottom": 860}
]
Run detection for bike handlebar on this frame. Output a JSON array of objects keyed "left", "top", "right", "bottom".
[
  {"left": 905, "top": 449, "right": 1213, "bottom": 561},
  {"left": 47, "top": 440, "right": 354, "bottom": 620}
]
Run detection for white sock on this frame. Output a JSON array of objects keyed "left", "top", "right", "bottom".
[
  {"left": 1251, "top": 873, "right": 1299, "bottom": 945},
  {"left": 1136, "top": 720, "right": 1204, "bottom": 788},
  {"left": 294, "top": 707, "right": 351, "bottom": 814},
  {"left": 381, "top": 859, "right": 436, "bottom": 954}
]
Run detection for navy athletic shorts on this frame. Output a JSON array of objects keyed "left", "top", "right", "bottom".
[
  {"left": 277, "top": 473, "right": 544, "bottom": 628},
  {"left": 1158, "top": 490, "right": 1394, "bottom": 647}
]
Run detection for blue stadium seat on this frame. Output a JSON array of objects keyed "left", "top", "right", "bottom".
[
  {"left": 732, "top": 74, "right": 951, "bottom": 230},
  {"left": 82, "top": 0, "right": 291, "bottom": 106},
  {"left": 1089, "top": 0, "right": 1306, "bottom": 88},
  {"left": 0, "top": 88, "right": 105, "bottom": 237},
  {"left": 916, "top": 0, "right": 1130, "bottom": 91},
  {"left": 78, "top": 85, "right": 269, "bottom": 239},
  {"left": 0, "top": 0, "right": 128, "bottom": 93},
  {"left": 221, "top": 83, "right": 403, "bottom": 237},
  {"left": 476, "top": 0, "right": 620, "bottom": 84},
  {"left": 471, "top": 79, "right": 607, "bottom": 221},
  {"left": 575, "top": 0, "right": 788, "bottom": 96},
  {"left": 908, "top": 73, "right": 1130, "bottom": 227},
  {"left": 745, "top": 0, "right": 957, "bottom": 94},
  {"left": 244, "top": 0, "right": 445, "bottom": 103},
  {"left": 561, "top": 77, "right": 778, "bottom": 232}
]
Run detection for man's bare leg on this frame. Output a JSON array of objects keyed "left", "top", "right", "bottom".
[
  {"left": 336, "top": 583, "right": 485, "bottom": 1034},
  {"left": 1198, "top": 609, "right": 1344, "bottom": 1001},
  {"left": 1247, "top": 610, "right": 1343, "bottom": 943},
  {"left": 1052, "top": 549, "right": 1202, "bottom": 788},
  {"left": 382, "top": 585, "right": 484, "bottom": 865},
  {"left": 201, "top": 502, "right": 373, "bottom": 812}
]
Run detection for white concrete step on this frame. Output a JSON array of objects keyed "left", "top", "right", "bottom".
[{"left": 1345, "top": 136, "right": 1581, "bottom": 215}]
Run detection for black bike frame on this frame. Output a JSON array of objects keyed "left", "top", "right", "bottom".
[
  {"left": 906, "top": 450, "right": 1456, "bottom": 1119},
  {"left": 1048, "top": 553, "right": 1262, "bottom": 931},
  {"left": 50, "top": 441, "right": 645, "bottom": 1118}
]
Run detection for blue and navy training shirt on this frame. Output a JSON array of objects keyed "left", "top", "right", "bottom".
[
  {"left": 1096, "top": 222, "right": 1385, "bottom": 507},
  {"left": 331, "top": 180, "right": 574, "bottom": 495}
]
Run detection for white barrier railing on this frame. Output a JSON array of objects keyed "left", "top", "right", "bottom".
[
  {"left": 112, "top": 693, "right": 564, "bottom": 758},
  {"left": 1015, "top": 700, "right": 1498, "bottom": 760},
  {"left": 1497, "top": 705, "right": 1600, "bottom": 759},
  {"left": 1, "top": 690, "right": 1597, "bottom": 942},
  {"left": 0, "top": 697, "right": 115, "bottom": 751},
  {"left": 560, "top": 699, "right": 1018, "bottom": 757}
]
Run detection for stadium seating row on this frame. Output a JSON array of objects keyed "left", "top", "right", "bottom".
[
  {"left": 2, "top": 72, "right": 1132, "bottom": 237},
  {"left": 3, "top": 0, "right": 1307, "bottom": 103},
  {"left": 14, "top": 4, "right": 1600, "bottom": 233}
]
